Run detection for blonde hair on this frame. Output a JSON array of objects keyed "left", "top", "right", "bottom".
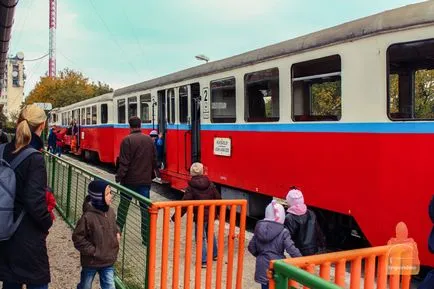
[
  {"left": 14, "top": 104, "right": 47, "bottom": 153},
  {"left": 190, "top": 162, "right": 204, "bottom": 176}
]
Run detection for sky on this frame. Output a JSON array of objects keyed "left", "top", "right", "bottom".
[{"left": 8, "top": 0, "right": 425, "bottom": 97}]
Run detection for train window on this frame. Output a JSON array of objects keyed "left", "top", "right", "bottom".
[
  {"left": 53, "top": 113, "right": 57, "bottom": 123},
  {"left": 91, "top": 105, "right": 97, "bottom": 125},
  {"left": 179, "top": 86, "right": 188, "bottom": 124},
  {"left": 61, "top": 113, "right": 65, "bottom": 126},
  {"left": 128, "top": 96, "right": 137, "bottom": 119},
  {"left": 140, "top": 94, "right": 151, "bottom": 123},
  {"left": 86, "top": 107, "right": 91, "bottom": 125},
  {"left": 118, "top": 99, "right": 126, "bottom": 123},
  {"left": 211, "top": 77, "right": 236, "bottom": 123},
  {"left": 245, "top": 68, "right": 279, "bottom": 122},
  {"left": 388, "top": 39, "right": 434, "bottom": 120},
  {"left": 101, "top": 104, "right": 108, "bottom": 124},
  {"left": 81, "top": 108, "right": 85, "bottom": 125},
  {"left": 167, "top": 89, "right": 175, "bottom": 124},
  {"left": 292, "top": 55, "right": 341, "bottom": 122}
]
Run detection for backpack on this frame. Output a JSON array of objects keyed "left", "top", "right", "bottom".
[{"left": 0, "top": 143, "right": 39, "bottom": 241}]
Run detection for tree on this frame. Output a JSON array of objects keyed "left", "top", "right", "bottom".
[{"left": 25, "top": 68, "right": 113, "bottom": 108}]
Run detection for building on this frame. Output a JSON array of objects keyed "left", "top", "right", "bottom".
[{"left": 0, "top": 52, "right": 25, "bottom": 119}]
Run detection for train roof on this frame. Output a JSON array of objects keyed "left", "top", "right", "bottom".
[
  {"left": 114, "top": 1, "right": 434, "bottom": 96},
  {"left": 56, "top": 92, "right": 113, "bottom": 112}
]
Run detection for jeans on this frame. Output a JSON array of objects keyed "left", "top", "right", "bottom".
[
  {"left": 2, "top": 283, "right": 48, "bottom": 289},
  {"left": 56, "top": 146, "right": 62, "bottom": 157},
  {"left": 418, "top": 269, "right": 434, "bottom": 289},
  {"left": 116, "top": 184, "right": 150, "bottom": 246},
  {"left": 261, "top": 284, "right": 269, "bottom": 289},
  {"left": 76, "top": 266, "right": 115, "bottom": 289},
  {"left": 195, "top": 222, "right": 218, "bottom": 264}
]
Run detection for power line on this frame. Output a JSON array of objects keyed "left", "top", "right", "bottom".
[
  {"left": 121, "top": 6, "right": 146, "bottom": 58},
  {"left": 24, "top": 53, "right": 49, "bottom": 62},
  {"left": 87, "top": 0, "right": 141, "bottom": 78},
  {"left": 12, "top": 0, "right": 36, "bottom": 50}
]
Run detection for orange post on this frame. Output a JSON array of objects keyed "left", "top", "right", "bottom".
[
  {"left": 236, "top": 203, "right": 247, "bottom": 289},
  {"left": 377, "top": 254, "right": 387, "bottom": 289},
  {"left": 335, "top": 259, "right": 346, "bottom": 287},
  {"left": 363, "top": 255, "right": 375, "bottom": 289},
  {"left": 183, "top": 206, "right": 194, "bottom": 289},
  {"left": 147, "top": 205, "right": 158, "bottom": 289},
  {"left": 172, "top": 206, "right": 181, "bottom": 289},
  {"left": 160, "top": 207, "right": 170, "bottom": 289},
  {"left": 350, "top": 257, "right": 361, "bottom": 289},
  {"left": 195, "top": 205, "right": 204, "bottom": 289},
  {"left": 205, "top": 205, "right": 216, "bottom": 288},
  {"left": 320, "top": 262, "right": 331, "bottom": 281},
  {"left": 303, "top": 264, "right": 315, "bottom": 289},
  {"left": 215, "top": 205, "right": 227, "bottom": 289},
  {"left": 226, "top": 205, "right": 237, "bottom": 289}
]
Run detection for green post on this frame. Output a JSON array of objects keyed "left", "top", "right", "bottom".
[
  {"left": 51, "top": 157, "right": 56, "bottom": 189},
  {"left": 66, "top": 165, "right": 72, "bottom": 219},
  {"left": 274, "top": 271, "right": 289, "bottom": 289}
]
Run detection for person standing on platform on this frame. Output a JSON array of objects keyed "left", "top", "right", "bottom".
[
  {"left": 0, "top": 104, "right": 53, "bottom": 289},
  {"left": 149, "top": 130, "right": 163, "bottom": 181},
  {"left": 284, "top": 186, "right": 325, "bottom": 256},
  {"left": 172, "top": 162, "right": 221, "bottom": 268},
  {"left": 115, "top": 116, "right": 156, "bottom": 246},
  {"left": 0, "top": 122, "right": 9, "bottom": 144},
  {"left": 248, "top": 200, "right": 302, "bottom": 289}
]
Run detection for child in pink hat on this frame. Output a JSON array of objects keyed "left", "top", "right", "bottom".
[{"left": 284, "top": 186, "right": 325, "bottom": 256}]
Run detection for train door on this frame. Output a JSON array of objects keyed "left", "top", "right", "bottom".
[
  {"left": 177, "top": 83, "right": 201, "bottom": 175},
  {"left": 157, "top": 90, "right": 167, "bottom": 167}
]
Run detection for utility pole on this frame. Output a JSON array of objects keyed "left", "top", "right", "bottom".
[{"left": 49, "top": 0, "right": 57, "bottom": 77}]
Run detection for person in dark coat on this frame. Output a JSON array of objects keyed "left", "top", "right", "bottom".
[
  {"left": 284, "top": 187, "right": 325, "bottom": 256},
  {"left": 172, "top": 162, "right": 222, "bottom": 268},
  {"left": 47, "top": 127, "right": 56, "bottom": 153},
  {"left": 248, "top": 200, "right": 302, "bottom": 289},
  {"left": 72, "top": 180, "right": 120, "bottom": 289},
  {"left": 116, "top": 116, "right": 156, "bottom": 247},
  {"left": 418, "top": 195, "right": 434, "bottom": 289},
  {"left": 0, "top": 104, "right": 53, "bottom": 289},
  {"left": 0, "top": 122, "right": 9, "bottom": 144}
]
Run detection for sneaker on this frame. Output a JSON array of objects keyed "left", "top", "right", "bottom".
[
  {"left": 201, "top": 263, "right": 207, "bottom": 268},
  {"left": 213, "top": 256, "right": 218, "bottom": 261}
]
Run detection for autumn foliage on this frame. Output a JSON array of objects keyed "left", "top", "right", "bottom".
[{"left": 25, "top": 68, "right": 113, "bottom": 108}]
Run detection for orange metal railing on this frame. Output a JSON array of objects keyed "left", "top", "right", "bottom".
[
  {"left": 268, "top": 242, "right": 417, "bottom": 289},
  {"left": 147, "top": 199, "right": 247, "bottom": 289}
]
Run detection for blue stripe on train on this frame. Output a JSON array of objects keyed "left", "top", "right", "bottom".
[{"left": 71, "top": 122, "right": 434, "bottom": 134}]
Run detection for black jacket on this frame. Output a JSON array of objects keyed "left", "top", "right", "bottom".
[
  {"left": 284, "top": 210, "right": 324, "bottom": 256},
  {"left": 116, "top": 130, "right": 156, "bottom": 185},
  {"left": 0, "top": 131, "right": 8, "bottom": 144},
  {"left": 0, "top": 135, "right": 53, "bottom": 285},
  {"left": 179, "top": 175, "right": 222, "bottom": 222}
]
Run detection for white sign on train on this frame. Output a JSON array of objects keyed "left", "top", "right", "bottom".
[{"left": 213, "top": 137, "right": 231, "bottom": 157}]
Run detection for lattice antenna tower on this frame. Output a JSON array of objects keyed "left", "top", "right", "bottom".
[{"left": 49, "top": 0, "right": 56, "bottom": 77}]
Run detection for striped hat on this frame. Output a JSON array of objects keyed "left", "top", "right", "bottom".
[{"left": 88, "top": 180, "right": 109, "bottom": 209}]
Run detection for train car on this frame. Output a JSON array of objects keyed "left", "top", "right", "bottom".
[
  {"left": 49, "top": 92, "right": 115, "bottom": 162},
  {"left": 55, "top": 2, "right": 434, "bottom": 267}
]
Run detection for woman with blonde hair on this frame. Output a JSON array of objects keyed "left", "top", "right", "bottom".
[{"left": 0, "top": 104, "right": 53, "bottom": 289}]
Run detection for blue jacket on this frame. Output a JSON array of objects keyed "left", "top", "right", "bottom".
[
  {"left": 154, "top": 138, "right": 164, "bottom": 162},
  {"left": 429, "top": 195, "right": 434, "bottom": 254},
  {"left": 47, "top": 129, "right": 56, "bottom": 147}
]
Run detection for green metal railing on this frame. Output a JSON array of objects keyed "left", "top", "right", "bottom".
[
  {"left": 272, "top": 261, "right": 344, "bottom": 289},
  {"left": 44, "top": 152, "right": 152, "bottom": 289}
]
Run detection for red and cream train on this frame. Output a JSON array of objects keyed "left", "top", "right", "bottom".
[{"left": 49, "top": 2, "right": 434, "bottom": 267}]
